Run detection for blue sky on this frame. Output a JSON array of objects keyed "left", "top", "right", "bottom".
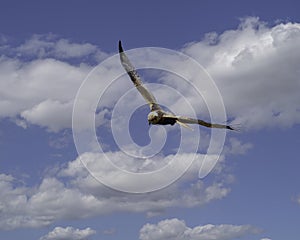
[{"left": 0, "top": 1, "right": 300, "bottom": 239}]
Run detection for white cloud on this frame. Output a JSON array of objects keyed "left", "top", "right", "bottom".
[
  {"left": 0, "top": 35, "right": 111, "bottom": 132},
  {"left": 139, "top": 218, "right": 260, "bottom": 240},
  {"left": 39, "top": 226, "right": 96, "bottom": 240},
  {"left": 181, "top": 17, "right": 300, "bottom": 129},
  {"left": 0, "top": 152, "right": 230, "bottom": 230},
  {"left": 15, "top": 34, "right": 107, "bottom": 61},
  {"left": 21, "top": 99, "right": 73, "bottom": 132},
  {"left": 14, "top": 118, "right": 27, "bottom": 129},
  {"left": 0, "top": 57, "right": 90, "bottom": 131},
  {"left": 261, "top": 238, "right": 272, "bottom": 240},
  {"left": 0, "top": 174, "right": 35, "bottom": 229}
]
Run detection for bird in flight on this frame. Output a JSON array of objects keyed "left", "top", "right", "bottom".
[{"left": 119, "top": 40, "right": 235, "bottom": 131}]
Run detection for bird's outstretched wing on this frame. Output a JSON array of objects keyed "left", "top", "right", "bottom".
[
  {"left": 164, "top": 114, "right": 236, "bottom": 130},
  {"left": 177, "top": 116, "right": 235, "bottom": 130},
  {"left": 119, "top": 40, "right": 161, "bottom": 111}
]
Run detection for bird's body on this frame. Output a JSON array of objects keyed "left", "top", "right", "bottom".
[
  {"left": 119, "top": 40, "right": 236, "bottom": 131},
  {"left": 147, "top": 110, "right": 177, "bottom": 125}
]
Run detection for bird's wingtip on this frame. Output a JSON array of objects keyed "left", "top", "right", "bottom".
[
  {"left": 227, "top": 123, "right": 242, "bottom": 132},
  {"left": 227, "top": 126, "right": 235, "bottom": 130},
  {"left": 118, "top": 40, "right": 123, "bottom": 53}
]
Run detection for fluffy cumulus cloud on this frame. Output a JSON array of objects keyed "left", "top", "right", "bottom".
[
  {"left": 139, "top": 218, "right": 260, "bottom": 240},
  {"left": 39, "top": 226, "right": 96, "bottom": 240},
  {"left": 11, "top": 34, "right": 107, "bottom": 61},
  {"left": 181, "top": 17, "right": 300, "bottom": 129},
  {"left": 0, "top": 34, "right": 109, "bottom": 132},
  {"left": 21, "top": 99, "right": 73, "bottom": 132},
  {"left": 0, "top": 57, "right": 90, "bottom": 131},
  {"left": 0, "top": 153, "right": 231, "bottom": 230}
]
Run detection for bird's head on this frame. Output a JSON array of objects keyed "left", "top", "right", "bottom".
[{"left": 147, "top": 111, "right": 160, "bottom": 125}]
